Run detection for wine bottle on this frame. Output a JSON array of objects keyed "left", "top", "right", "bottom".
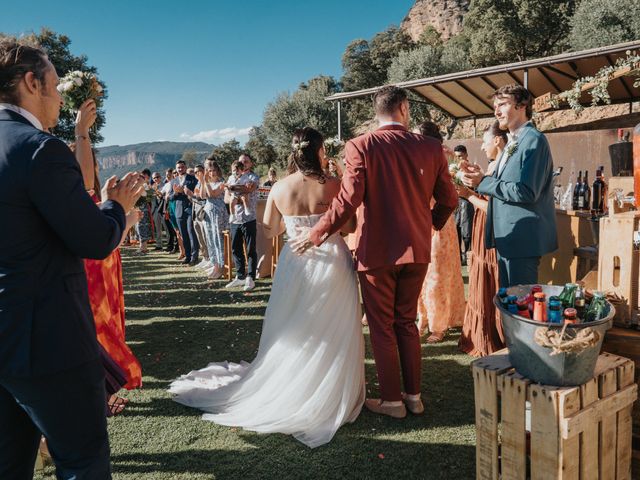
[
  {"left": 579, "top": 170, "right": 590, "bottom": 210},
  {"left": 573, "top": 170, "right": 582, "bottom": 210},
  {"left": 592, "top": 169, "right": 606, "bottom": 213}
]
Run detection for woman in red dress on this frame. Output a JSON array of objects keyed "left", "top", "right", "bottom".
[{"left": 75, "top": 101, "right": 142, "bottom": 413}]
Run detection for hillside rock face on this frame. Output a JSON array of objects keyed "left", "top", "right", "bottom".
[
  {"left": 95, "top": 142, "right": 213, "bottom": 181},
  {"left": 401, "top": 0, "right": 470, "bottom": 42},
  {"left": 97, "top": 151, "right": 157, "bottom": 171}
]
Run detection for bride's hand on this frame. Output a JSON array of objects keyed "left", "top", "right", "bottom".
[{"left": 290, "top": 226, "right": 313, "bottom": 255}]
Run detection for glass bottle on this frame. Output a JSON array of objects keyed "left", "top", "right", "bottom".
[
  {"left": 585, "top": 291, "right": 606, "bottom": 322},
  {"left": 573, "top": 170, "right": 582, "bottom": 210},
  {"left": 548, "top": 299, "right": 563, "bottom": 324},
  {"left": 579, "top": 170, "right": 590, "bottom": 210},
  {"left": 516, "top": 299, "right": 531, "bottom": 319},
  {"left": 533, "top": 292, "right": 547, "bottom": 322},
  {"left": 563, "top": 308, "right": 578, "bottom": 325},
  {"left": 592, "top": 169, "right": 606, "bottom": 214},
  {"left": 574, "top": 285, "right": 586, "bottom": 319},
  {"left": 558, "top": 283, "right": 577, "bottom": 309},
  {"left": 498, "top": 287, "right": 509, "bottom": 306}
]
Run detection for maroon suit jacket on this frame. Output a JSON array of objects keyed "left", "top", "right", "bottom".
[{"left": 310, "top": 124, "right": 458, "bottom": 271}]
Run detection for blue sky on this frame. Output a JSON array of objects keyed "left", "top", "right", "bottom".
[{"left": 2, "top": 1, "right": 414, "bottom": 146}]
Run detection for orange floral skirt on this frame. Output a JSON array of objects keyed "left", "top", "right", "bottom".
[{"left": 85, "top": 249, "right": 142, "bottom": 389}]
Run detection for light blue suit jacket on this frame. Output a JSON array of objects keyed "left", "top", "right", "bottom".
[{"left": 477, "top": 123, "right": 558, "bottom": 259}]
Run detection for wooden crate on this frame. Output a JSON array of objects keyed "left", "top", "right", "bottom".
[
  {"left": 598, "top": 212, "right": 640, "bottom": 327},
  {"left": 472, "top": 350, "right": 638, "bottom": 479}
]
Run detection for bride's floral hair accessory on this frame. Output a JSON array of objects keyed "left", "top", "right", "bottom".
[{"left": 292, "top": 140, "right": 310, "bottom": 151}]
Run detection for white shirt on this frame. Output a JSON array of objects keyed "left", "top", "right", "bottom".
[
  {"left": 378, "top": 121, "right": 405, "bottom": 128},
  {"left": 496, "top": 121, "right": 531, "bottom": 176},
  {"left": 0, "top": 103, "right": 43, "bottom": 131}
]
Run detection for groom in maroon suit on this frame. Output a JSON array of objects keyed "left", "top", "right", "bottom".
[{"left": 292, "top": 86, "right": 457, "bottom": 418}]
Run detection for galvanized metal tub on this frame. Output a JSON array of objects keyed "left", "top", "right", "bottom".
[{"left": 495, "top": 284, "right": 614, "bottom": 386}]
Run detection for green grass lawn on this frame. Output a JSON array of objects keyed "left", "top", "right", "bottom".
[{"left": 36, "top": 248, "right": 477, "bottom": 479}]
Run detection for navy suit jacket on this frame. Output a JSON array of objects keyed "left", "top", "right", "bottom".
[
  {"left": 170, "top": 174, "right": 197, "bottom": 218},
  {"left": 0, "top": 109, "right": 126, "bottom": 377},
  {"left": 477, "top": 123, "right": 558, "bottom": 259}
]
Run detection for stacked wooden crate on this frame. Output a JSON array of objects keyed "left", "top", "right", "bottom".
[{"left": 472, "top": 351, "right": 637, "bottom": 479}]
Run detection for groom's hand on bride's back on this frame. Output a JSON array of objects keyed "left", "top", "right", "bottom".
[{"left": 290, "top": 227, "right": 313, "bottom": 255}]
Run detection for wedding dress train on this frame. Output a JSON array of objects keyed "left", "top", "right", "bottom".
[{"left": 170, "top": 214, "right": 365, "bottom": 448}]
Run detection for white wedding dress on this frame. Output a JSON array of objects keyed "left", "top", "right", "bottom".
[{"left": 169, "top": 214, "right": 365, "bottom": 448}]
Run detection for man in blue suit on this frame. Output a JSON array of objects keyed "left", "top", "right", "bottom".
[
  {"left": 169, "top": 160, "right": 200, "bottom": 265},
  {"left": 0, "top": 38, "right": 143, "bottom": 479},
  {"left": 462, "top": 84, "right": 557, "bottom": 287}
]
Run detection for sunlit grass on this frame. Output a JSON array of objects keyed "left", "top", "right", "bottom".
[{"left": 36, "top": 247, "right": 477, "bottom": 479}]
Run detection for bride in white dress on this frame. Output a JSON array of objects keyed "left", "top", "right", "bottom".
[{"left": 170, "top": 127, "right": 365, "bottom": 448}]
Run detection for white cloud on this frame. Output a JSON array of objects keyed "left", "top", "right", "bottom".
[{"left": 180, "top": 127, "right": 252, "bottom": 142}]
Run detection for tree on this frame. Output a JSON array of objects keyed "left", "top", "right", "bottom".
[
  {"left": 417, "top": 26, "right": 444, "bottom": 49},
  {"left": 440, "top": 33, "right": 472, "bottom": 74},
  {"left": 25, "top": 28, "right": 108, "bottom": 143},
  {"left": 463, "top": 0, "right": 576, "bottom": 67},
  {"left": 568, "top": 0, "right": 640, "bottom": 51},
  {"left": 340, "top": 26, "right": 415, "bottom": 127},
  {"left": 209, "top": 139, "right": 244, "bottom": 174},
  {"left": 179, "top": 149, "right": 198, "bottom": 166},
  {"left": 387, "top": 45, "right": 457, "bottom": 136},
  {"left": 262, "top": 76, "right": 343, "bottom": 163},
  {"left": 244, "top": 126, "right": 277, "bottom": 169}
]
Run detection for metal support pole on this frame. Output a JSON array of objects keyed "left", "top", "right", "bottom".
[
  {"left": 337, "top": 101, "right": 342, "bottom": 141},
  {"left": 473, "top": 117, "right": 477, "bottom": 138},
  {"left": 524, "top": 69, "right": 529, "bottom": 89}
]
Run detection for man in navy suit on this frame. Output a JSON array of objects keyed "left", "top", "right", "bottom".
[
  {"left": 169, "top": 159, "right": 200, "bottom": 265},
  {"left": 0, "top": 38, "right": 144, "bottom": 479},
  {"left": 462, "top": 84, "right": 557, "bottom": 287}
]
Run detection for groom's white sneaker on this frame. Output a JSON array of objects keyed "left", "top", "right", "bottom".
[
  {"left": 364, "top": 399, "right": 407, "bottom": 419},
  {"left": 401, "top": 393, "right": 425, "bottom": 415}
]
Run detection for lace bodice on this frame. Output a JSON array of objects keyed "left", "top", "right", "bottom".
[{"left": 283, "top": 214, "right": 324, "bottom": 239}]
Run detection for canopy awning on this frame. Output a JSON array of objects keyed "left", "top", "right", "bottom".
[{"left": 325, "top": 40, "right": 640, "bottom": 119}]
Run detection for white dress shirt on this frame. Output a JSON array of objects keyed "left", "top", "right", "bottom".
[
  {"left": 496, "top": 121, "right": 531, "bottom": 176},
  {"left": 0, "top": 103, "right": 43, "bottom": 131}
]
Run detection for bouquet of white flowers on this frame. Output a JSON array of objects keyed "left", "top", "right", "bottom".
[
  {"left": 57, "top": 70, "right": 104, "bottom": 111},
  {"left": 448, "top": 162, "right": 465, "bottom": 186},
  {"left": 324, "top": 136, "right": 344, "bottom": 159}
]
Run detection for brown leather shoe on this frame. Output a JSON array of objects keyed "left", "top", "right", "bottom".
[
  {"left": 402, "top": 395, "right": 425, "bottom": 415},
  {"left": 364, "top": 398, "right": 407, "bottom": 419}
]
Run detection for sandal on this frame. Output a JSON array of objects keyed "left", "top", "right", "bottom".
[{"left": 426, "top": 331, "right": 447, "bottom": 344}]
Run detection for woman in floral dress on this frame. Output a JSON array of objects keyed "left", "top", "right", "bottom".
[
  {"left": 415, "top": 121, "right": 465, "bottom": 343},
  {"left": 196, "top": 158, "right": 229, "bottom": 280}
]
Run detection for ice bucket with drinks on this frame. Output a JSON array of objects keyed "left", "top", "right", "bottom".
[{"left": 494, "top": 284, "right": 614, "bottom": 386}]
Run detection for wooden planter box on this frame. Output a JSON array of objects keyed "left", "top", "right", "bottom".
[{"left": 472, "top": 350, "right": 637, "bottom": 479}]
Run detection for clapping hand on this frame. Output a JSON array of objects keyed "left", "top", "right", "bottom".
[
  {"left": 173, "top": 184, "right": 184, "bottom": 194},
  {"left": 289, "top": 226, "right": 314, "bottom": 255},
  {"left": 102, "top": 172, "right": 147, "bottom": 213}
]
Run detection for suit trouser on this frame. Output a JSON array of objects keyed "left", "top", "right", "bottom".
[
  {"left": 230, "top": 220, "right": 257, "bottom": 280},
  {"left": 193, "top": 217, "right": 209, "bottom": 260},
  {"left": 358, "top": 263, "right": 429, "bottom": 402},
  {"left": 152, "top": 209, "right": 164, "bottom": 247},
  {"left": 176, "top": 211, "right": 199, "bottom": 262},
  {"left": 163, "top": 216, "right": 176, "bottom": 249},
  {"left": 496, "top": 254, "right": 540, "bottom": 288},
  {"left": 0, "top": 359, "right": 111, "bottom": 480}
]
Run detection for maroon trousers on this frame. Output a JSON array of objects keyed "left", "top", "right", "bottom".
[{"left": 358, "top": 263, "right": 429, "bottom": 402}]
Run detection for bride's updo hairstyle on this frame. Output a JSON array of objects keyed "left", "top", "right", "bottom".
[{"left": 289, "top": 127, "right": 325, "bottom": 181}]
